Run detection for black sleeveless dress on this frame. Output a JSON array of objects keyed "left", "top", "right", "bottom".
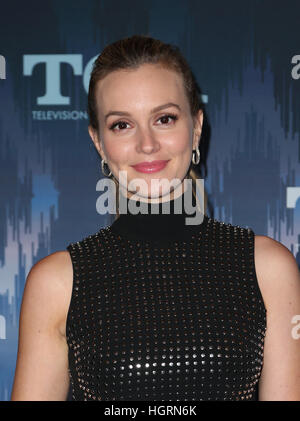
[{"left": 65, "top": 192, "right": 266, "bottom": 401}]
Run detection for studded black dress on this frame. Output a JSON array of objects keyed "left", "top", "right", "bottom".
[{"left": 66, "top": 191, "right": 266, "bottom": 401}]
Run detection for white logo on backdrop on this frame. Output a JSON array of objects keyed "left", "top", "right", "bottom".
[
  {"left": 291, "top": 55, "right": 300, "bottom": 80},
  {"left": 23, "top": 54, "right": 208, "bottom": 107},
  {"left": 0, "top": 55, "right": 6, "bottom": 80},
  {"left": 0, "top": 315, "right": 6, "bottom": 340}
]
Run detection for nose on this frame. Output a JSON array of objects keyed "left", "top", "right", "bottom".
[{"left": 135, "top": 127, "right": 160, "bottom": 155}]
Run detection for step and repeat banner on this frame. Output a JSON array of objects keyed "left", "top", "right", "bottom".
[{"left": 0, "top": 0, "right": 300, "bottom": 400}]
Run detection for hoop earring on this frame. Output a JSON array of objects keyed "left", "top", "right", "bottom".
[
  {"left": 192, "top": 146, "right": 200, "bottom": 165},
  {"left": 101, "top": 159, "right": 112, "bottom": 177}
]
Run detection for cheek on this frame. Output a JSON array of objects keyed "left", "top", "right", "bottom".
[
  {"left": 168, "top": 127, "right": 192, "bottom": 156},
  {"left": 103, "top": 141, "right": 129, "bottom": 164}
]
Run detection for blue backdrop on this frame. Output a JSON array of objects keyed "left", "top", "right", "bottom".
[{"left": 0, "top": 0, "right": 300, "bottom": 400}]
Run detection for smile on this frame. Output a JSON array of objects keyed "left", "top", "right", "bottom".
[{"left": 131, "top": 160, "right": 170, "bottom": 174}]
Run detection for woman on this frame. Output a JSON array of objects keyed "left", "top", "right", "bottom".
[{"left": 11, "top": 35, "right": 300, "bottom": 401}]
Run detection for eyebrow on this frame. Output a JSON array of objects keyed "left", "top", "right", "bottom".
[{"left": 104, "top": 102, "right": 181, "bottom": 122}]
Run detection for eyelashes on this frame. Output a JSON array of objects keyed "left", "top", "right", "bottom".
[{"left": 109, "top": 113, "right": 178, "bottom": 131}]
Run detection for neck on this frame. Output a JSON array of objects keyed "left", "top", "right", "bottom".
[{"left": 110, "top": 182, "right": 207, "bottom": 244}]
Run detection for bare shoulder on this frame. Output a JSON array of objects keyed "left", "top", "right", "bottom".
[
  {"left": 254, "top": 235, "right": 300, "bottom": 312},
  {"left": 29, "top": 250, "right": 73, "bottom": 283},
  {"left": 23, "top": 250, "right": 73, "bottom": 338}
]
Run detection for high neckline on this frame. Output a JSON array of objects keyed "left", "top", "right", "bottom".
[{"left": 109, "top": 187, "right": 208, "bottom": 244}]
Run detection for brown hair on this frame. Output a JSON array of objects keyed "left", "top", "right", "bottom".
[{"left": 87, "top": 34, "right": 205, "bottom": 219}]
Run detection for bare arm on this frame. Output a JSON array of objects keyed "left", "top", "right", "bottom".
[
  {"left": 11, "top": 251, "right": 73, "bottom": 401},
  {"left": 255, "top": 235, "right": 300, "bottom": 400}
]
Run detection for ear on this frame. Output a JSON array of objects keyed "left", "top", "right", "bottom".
[
  {"left": 193, "top": 109, "right": 204, "bottom": 150},
  {"left": 88, "top": 125, "right": 105, "bottom": 160}
]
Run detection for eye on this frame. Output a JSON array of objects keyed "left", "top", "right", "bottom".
[
  {"left": 156, "top": 113, "right": 178, "bottom": 125},
  {"left": 109, "top": 120, "right": 130, "bottom": 131}
]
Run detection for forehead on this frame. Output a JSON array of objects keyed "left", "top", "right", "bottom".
[{"left": 95, "top": 63, "right": 188, "bottom": 113}]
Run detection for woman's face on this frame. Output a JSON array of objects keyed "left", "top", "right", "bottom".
[{"left": 88, "top": 63, "right": 203, "bottom": 202}]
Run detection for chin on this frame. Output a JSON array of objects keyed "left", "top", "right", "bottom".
[
  {"left": 142, "top": 186, "right": 177, "bottom": 201},
  {"left": 133, "top": 190, "right": 163, "bottom": 200}
]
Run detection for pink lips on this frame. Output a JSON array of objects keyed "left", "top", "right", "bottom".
[{"left": 131, "top": 160, "right": 170, "bottom": 173}]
